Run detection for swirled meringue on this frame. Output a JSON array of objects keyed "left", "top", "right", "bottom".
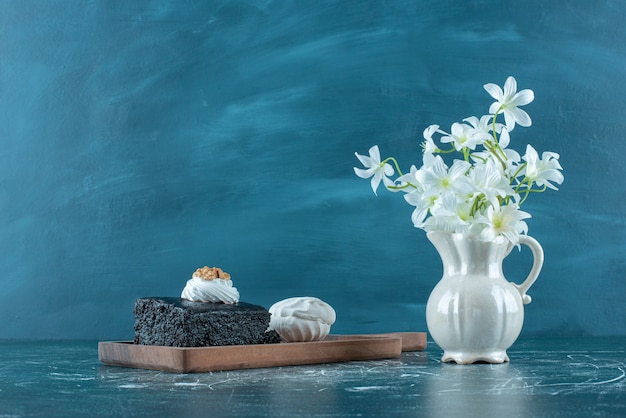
[
  {"left": 268, "top": 297, "right": 336, "bottom": 342},
  {"left": 181, "top": 267, "right": 240, "bottom": 304}
]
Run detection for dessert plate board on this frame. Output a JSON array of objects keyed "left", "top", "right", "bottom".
[{"left": 98, "top": 332, "right": 426, "bottom": 373}]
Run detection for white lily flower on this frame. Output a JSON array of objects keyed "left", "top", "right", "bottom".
[
  {"left": 522, "top": 145, "right": 564, "bottom": 190},
  {"left": 416, "top": 156, "right": 473, "bottom": 196},
  {"left": 354, "top": 145, "right": 395, "bottom": 195},
  {"left": 479, "top": 203, "right": 531, "bottom": 244},
  {"left": 498, "top": 125, "right": 511, "bottom": 149},
  {"left": 429, "top": 191, "right": 458, "bottom": 218},
  {"left": 468, "top": 160, "right": 515, "bottom": 207},
  {"left": 440, "top": 122, "right": 481, "bottom": 151},
  {"left": 423, "top": 215, "right": 467, "bottom": 234},
  {"left": 428, "top": 193, "right": 475, "bottom": 233},
  {"left": 404, "top": 188, "right": 437, "bottom": 228},
  {"left": 393, "top": 165, "right": 422, "bottom": 193},
  {"left": 464, "top": 115, "right": 497, "bottom": 142},
  {"left": 422, "top": 124, "right": 441, "bottom": 154},
  {"left": 484, "top": 76, "right": 534, "bottom": 131},
  {"left": 471, "top": 127, "right": 521, "bottom": 178},
  {"left": 354, "top": 77, "right": 563, "bottom": 245}
]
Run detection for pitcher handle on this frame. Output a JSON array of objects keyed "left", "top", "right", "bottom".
[{"left": 512, "top": 235, "right": 544, "bottom": 305}]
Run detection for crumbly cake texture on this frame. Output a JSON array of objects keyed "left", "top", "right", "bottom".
[
  {"left": 133, "top": 297, "right": 281, "bottom": 347},
  {"left": 193, "top": 266, "right": 230, "bottom": 280}
]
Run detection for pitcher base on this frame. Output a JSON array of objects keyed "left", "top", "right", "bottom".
[{"left": 441, "top": 350, "right": 510, "bottom": 364}]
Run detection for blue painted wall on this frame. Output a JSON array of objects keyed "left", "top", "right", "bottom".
[{"left": 1, "top": 0, "right": 624, "bottom": 339}]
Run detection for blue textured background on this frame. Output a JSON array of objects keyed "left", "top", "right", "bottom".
[{"left": 1, "top": 1, "right": 624, "bottom": 339}]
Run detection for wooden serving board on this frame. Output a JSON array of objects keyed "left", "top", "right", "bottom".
[
  {"left": 98, "top": 332, "right": 426, "bottom": 373},
  {"left": 338, "top": 332, "right": 427, "bottom": 352}
]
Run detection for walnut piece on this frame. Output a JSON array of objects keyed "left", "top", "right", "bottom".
[{"left": 193, "top": 266, "right": 231, "bottom": 280}]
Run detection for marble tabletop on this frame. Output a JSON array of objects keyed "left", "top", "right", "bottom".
[{"left": 0, "top": 336, "right": 624, "bottom": 417}]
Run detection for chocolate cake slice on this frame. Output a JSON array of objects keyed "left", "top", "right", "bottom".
[{"left": 133, "top": 297, "right": 281, "bottom": 347}]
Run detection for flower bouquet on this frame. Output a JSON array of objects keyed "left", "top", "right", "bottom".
[{"left": 354, "top": 76, "right": 564, "bottom": 245}]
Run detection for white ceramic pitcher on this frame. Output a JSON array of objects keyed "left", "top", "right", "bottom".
[{"left": 425, "top": 230, "right": 544, "bottom": 364}]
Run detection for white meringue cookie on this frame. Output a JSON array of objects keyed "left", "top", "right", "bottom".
[
  {"left": 181, "top": 277, "right": 240, "bottom": 304},
  {"left": 269, "top": 297, "right": 336, "bottom": 342}
]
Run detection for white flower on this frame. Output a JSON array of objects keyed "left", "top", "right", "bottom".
[
  {"left": 354, "top": 145, "right": 395, "bottom": 195},
  {"left": 467, "top": 159, "right": 516, "bottom": 206},
  {"left": 484, "top": 76, "right": 534, "bottom": 131},
  {"left": 479, "top": 203, "right": 531, "bottom": 244},
  {"left": 404, "top": 188, "right": 437, "bottom": 228},
  {"left": 464, "top": 115, "right": 497, "bottom": 142},
  {"left": 415, "top": 155, "right": 472, "bottom": 196},
  {"left": 427, "top": 192, "right": 474, "bottom": 233},
  {"left": 498, "top": 125, "right": 511, "bottom": 148},
  {"left": 422, "top": 124, "right": 440, "bottom": 154},
  {"left": 353, "top": 77, "right": 563, "bottom": 245},
  {"left": 522, "top": 145, "right": 564, "bottom": 190},
  {"left": 499, "top": 132, "right": 522, "bottom": 174},
  {"left": 393, "top": 165, "right": 421, "bottom": 193},
  {"left": 423, "top": 215, "right": 465, "bottom": 234},
  {"left": 441, "top": 122, "right": 486, "bottom": 151},
  {"left": 471, "top": 127, "right": 521, "bottom": 178}
]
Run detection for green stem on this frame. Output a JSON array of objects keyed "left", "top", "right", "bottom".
[
  {"left": 514, "top": 178, "right": 531, "bottom": 195},
  {"left": 484, "top": 140, "right": 508, "bottom": 172},
  {"left": 514, "top": 177, "right": 547, "bottom": 205},
  {"left": 437, "top": 147, "right": 457, "bottom": 154},
  {"left": 511, "top": 162, "right": 527, "bottom": 180},
  {"left": 381, "top": 156, "right": 419, "bottom": 190},
  {"left": 488, "top": 108, "right": 510, "bottom": 166},
  {"left": 491, "top": 110, "right": 501, "bottom": 143},
  {"left": 470, "top": 194, "right": 486, "bottom": 216},
  {"left": 388, "top": 183, "right": 417, "bottom": 191},
  {"left": 381, "top": 157, "right": 404, "bottom": 177}
]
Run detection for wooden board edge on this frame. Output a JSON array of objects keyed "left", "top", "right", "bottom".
[
  {"left": 184, "top": 336, "right": 402, "bottom": 373},
  {"left": 98, "top": 336, "right": 405, "bottom": 373},
  {"left": 330, "top": 332, "right": 427, "bottom": 352},
  {"left": 99, "top": 341, "right": 187, "bottom": 373}
]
